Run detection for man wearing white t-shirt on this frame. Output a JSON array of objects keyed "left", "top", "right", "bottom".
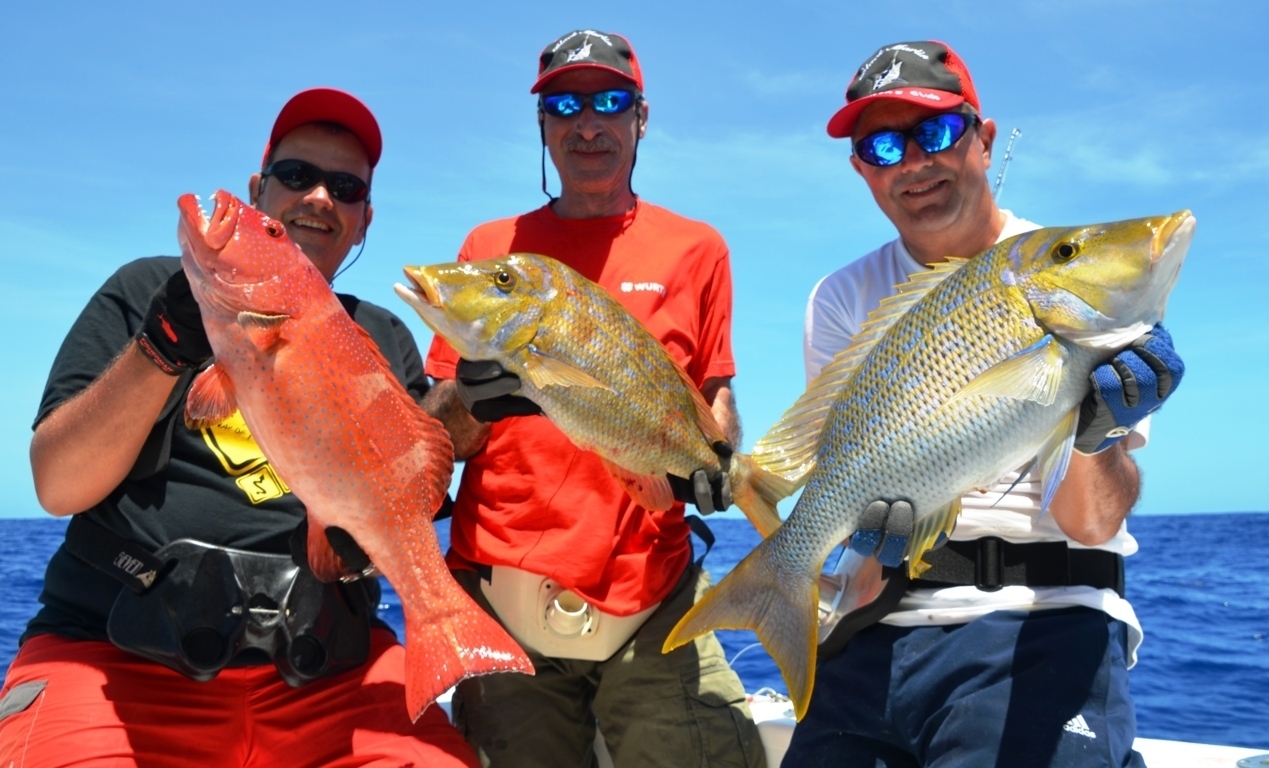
[{"left": 783, "top": 41, "right": 1184, "bottom": 768}]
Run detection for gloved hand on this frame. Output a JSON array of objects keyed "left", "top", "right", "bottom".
[
  {"left": 455, "top": 359, "right": 543, "bottom": 423},
  {"left": 848, "top": 500, "right": 915, "bottom": 568},
  {"left": 667, "top": 468, "right": 733, "bottom": 515},
  {"left": 1074, "top": 324, "right": 1184, "bottom": 455},
  {"left": 135, "top": 269, "right": 213, "bottom": 375},
  {"left": 289, "top": 518, "right": 376, "bottom": 581}
]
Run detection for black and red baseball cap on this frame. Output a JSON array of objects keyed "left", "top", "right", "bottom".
[
  {"left": 827, "top": 41, "right": 980, "bottom": 139},
  {"left": 262, "top": 87, "right": 383, "bottom": 169},
  {"left": 531, "top": 30, "right": 644, "bottom": 94}
]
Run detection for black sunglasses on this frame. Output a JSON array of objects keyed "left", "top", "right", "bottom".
[
  {"left": 261, "top": 159, "right": 370, "bottom": 204},
  {"left": 853, "top": 112, "right": 981, "bottom": 167},
  {"left": 539, "top": 89, "right": 638, "bottom": 118}
]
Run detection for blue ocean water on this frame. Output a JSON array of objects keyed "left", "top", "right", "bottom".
[{"left": 2, "top": 514, "right": 1266, "bottom": 748}]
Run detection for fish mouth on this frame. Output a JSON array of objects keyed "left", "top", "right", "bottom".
[
  {"left": 1152, "top": 210, "right": 1195, "bottom": 266},
  {"left": 396, "top": 267, "right": 442, "bottom": 309},
  {"left": 178, "top": 189, "right": 239, "bottom": 252}
]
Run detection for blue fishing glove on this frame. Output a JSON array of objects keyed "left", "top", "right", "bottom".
[
  {"left": 455, "top": 359, "right": 543, "bottom": 423},
  {"left": 1074, "top": 324, "right": 1184, "bottom": 454},
  {"left": 848, "top": 500, "right": 915, "bottom": 568},
  {"left": 135, "top": 269, "right": 213, "bottom": 375}
]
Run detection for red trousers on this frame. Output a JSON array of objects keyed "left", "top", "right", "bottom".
[{"left": 0, "top": 630, "right": 479, "bottom": 768}]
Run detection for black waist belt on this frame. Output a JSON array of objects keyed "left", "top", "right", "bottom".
[
  {"left": 913, "top": 537, "right": 1125, "bottom": 598},
  {"left": 64, "top": 515, "right": 372, "bottom": 686}
]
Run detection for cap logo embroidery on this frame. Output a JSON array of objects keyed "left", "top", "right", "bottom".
[
  {"left": 567, "top": 40, "right": 594, "bottom": 62},
  {"left": 552, "top": 30, "right": 613, "bottom": 53},
  {"left": 872, "top": 54, "right": 907, "bottom": 92}
]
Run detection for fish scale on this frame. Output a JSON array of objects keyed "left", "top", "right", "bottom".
[
  {"left": 396, "top": 253, "right": 796, "bottom": 535},
  {"left": 664, "top": 212, "right": 1195, "bottom": 721}
]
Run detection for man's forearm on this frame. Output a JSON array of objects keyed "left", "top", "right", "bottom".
[
  {"left": 31, "top": 341, "right": 181, "bottom": 516},
  {"left": 1048, "top": 444, "right": 1140, "bottom": 546},
  {"left": 702, "top": 377, "right": 741, "bottom": 448},
  {"left": 422, "top": 379, "right": 491, "bottom": 460}
]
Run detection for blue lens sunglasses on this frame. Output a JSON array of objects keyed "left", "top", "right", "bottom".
[
  {"left": 853, "top": 112, "right": 982, "bottom": 167},
  {"left": 539, "top": 89, "right": 638, "bottom": 118}
]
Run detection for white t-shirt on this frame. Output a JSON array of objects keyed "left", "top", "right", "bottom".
[{"left": 804, "top": 211, "right": 1144, "bottom": 665}]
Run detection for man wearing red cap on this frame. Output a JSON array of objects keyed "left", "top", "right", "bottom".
[
  {"left": 421, "top": 29, "right": 765, "bottom": 768},
  {"left": 0, "top": 89, "right": 479, "bottom": 767},
  {"left": 784, "top": 41, "right": 1181, "bottom": 766}
]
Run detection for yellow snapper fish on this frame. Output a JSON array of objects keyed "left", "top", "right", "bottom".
[
  {"left": 664, "top": 212, "right": 1195, "bottom": 719},
  {"left": 394, "top": 253, "right": 795, "bottom": 536}
]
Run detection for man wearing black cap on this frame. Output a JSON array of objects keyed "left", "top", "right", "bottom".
[
  {"left": 784, "top": 41, "right": 1182, "bottom": 766},
  {"left": 0, "top": 89, "right": 479, "bottom": 767},
  {"left": 421, "top": 29, "right": 765, "bottom": 768}
]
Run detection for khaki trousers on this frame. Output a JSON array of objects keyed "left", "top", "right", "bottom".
[{"left": 452, "top": 562, "right": 766, "bottom": 768}]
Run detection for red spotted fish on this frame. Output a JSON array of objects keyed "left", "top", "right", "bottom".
[
  {"left": 394, "top": 253, "right": 796, "bottom": 537},
  {"left": 177, "top": 190, "right": 533, "bottom": 720},
  {"left": 664, "top": 212, "right": 1195, "bottom": 719}
]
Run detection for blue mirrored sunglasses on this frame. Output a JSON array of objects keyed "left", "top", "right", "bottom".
[
  {"left": 853, "top": 112, "right": 981, "bottom": 167},
  {"left": 539, "top": 89, "right": 637, "bottom": 118}
]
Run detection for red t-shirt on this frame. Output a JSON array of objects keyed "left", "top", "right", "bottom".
[{"left": 425, "top": 200, "right": 736, "bottom": 615}]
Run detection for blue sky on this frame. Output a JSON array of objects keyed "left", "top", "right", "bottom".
[{"left": 1, "top": 1, "right": 1264, "bottom": 519}]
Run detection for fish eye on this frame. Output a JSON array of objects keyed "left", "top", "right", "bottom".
[
  {"left": 493, "top": 270, "right": 517, "bottom": 292},
  {"left": 1051, "top": 241, "right": 1079, "bottom": 263},
  {"left": 264, "top": 221, "right": 285, "bottom": 238}
]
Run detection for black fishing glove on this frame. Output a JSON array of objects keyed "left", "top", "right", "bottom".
[
  {"left": 135, "top": 269, "right": 213, "bottom": 375},
  {"left": 1074, "top": 324, "right": 1184, "bottom": 454},
  {"left": 289, "top": 518, "right": 375, "bottom": 581},
  {"left": 848, "top": 500, "right": 916, "bottom": 568},
  {"left": 668, "top": 469, "right": 733, "bottom": 515},
  {"left": 455, "top": 359, "right": 543, "bottom": 423}
]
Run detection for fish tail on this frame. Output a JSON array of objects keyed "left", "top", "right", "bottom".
[
  {"left": 400, "top": 581, "right": 535, "bottom": 721},
  {"left": 729, "top": 454, "right": 796, "bottom": 537},
  {"left": 662, "top": 535, "right": 821, "bottom": 720}
]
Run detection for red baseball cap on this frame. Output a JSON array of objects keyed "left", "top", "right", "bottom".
[
  {"left": 827, "top": 41, "right": 980, "bottom": 139},
  {"left": 262, "top": 87, "right": 383, "bottom": 168},
  {"left": 531, "top": 30, "right": 643, "bottom": 94}
]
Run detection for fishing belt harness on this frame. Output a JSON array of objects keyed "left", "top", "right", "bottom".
[
  {"left": 65, "top": 514, "right": 373, "bottom": 687},
  {"left": 820, "top": 538, "right": 1125, "bottom": 661}
]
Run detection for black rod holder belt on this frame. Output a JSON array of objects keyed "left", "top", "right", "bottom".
[{"left": 915, "top": 537, "right": 1125, "bottom": 598}]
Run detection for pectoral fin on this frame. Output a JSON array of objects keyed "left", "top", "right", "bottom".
[
  {"left": 238, "top": 312, "right": 289, "bottom": 352},
  {"left": 1037, "top": 407, "right": 1080, "bottom": 515},
  {"left": 946, "top": 334, "right": 1066, "bottom": 408},
  {"left": 185, "top": 364, "right": 238, "bottom": 428},
  {"left": 522, "top": 349, "right": 613, "bottom": 392}
]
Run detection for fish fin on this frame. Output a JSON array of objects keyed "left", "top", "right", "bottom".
[
  {"left": 905, "top": 499, "right": 962, "bottom": 579},
  {"left": 522, "top": 349, "right": 614, "bottom": 392},
  {"left": 1055, "top": 321, "right": 1152, "bottom": 350},
  {"left": 991, "top": 459, "right": 1037, "bottom": 509},
  {"left": 184, "top": 364, "right": 238, "bottom": 428},
  {"left": 945, "top": 334, "right": 1066, "bottom": 408},
  {"left": 303, "top": 516, "right": 350, "bottom": 583},
  {"left": 600, "top": 458, "right": 676, "bottom": 510},
  {"left": 1037, "top": 407, "right": 1080, "bottom": 516},
  {"left": 237, "top": 311, "right": 289, "bottom": 351},
  {"left": 752, "top": 259, "right": 970, "bottom": 483},
  {"left": 728, "top": 454, "right": 795, "bottom": 537},
  {"left": 401, "top": 581, "right": 535, "bottom": 722},
  {"left": 664, "top": 536, "right": 821, "bottom": 720}
]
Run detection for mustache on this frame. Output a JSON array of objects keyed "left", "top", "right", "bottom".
[{"left": 565, "top": 136, "right": 619, "bottom": 153}]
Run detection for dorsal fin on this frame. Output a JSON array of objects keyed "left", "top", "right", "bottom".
[{"left": 752, "top": 258, "right": 968, "bottom": 483}]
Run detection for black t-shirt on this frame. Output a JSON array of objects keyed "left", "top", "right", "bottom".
[{"left": 23, "top": 256, "right": 430, "bottom": 644}]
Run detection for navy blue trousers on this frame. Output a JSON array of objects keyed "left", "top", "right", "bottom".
[{"left": 782, "top": 607, "right": 1145, "bottom": 768}]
